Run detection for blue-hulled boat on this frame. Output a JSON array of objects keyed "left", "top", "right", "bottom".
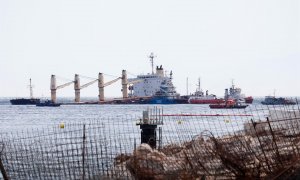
[{"left": 261, "top": 96, "right": 296, "bottom": 105}]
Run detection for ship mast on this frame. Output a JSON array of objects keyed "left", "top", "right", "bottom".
[
  {"left": 186, "top": 77, "right": 189, "bottom": 95},
  {"left": 29, "top": 78, "right": 33, "bottom": 99},
  {"left": 197, "top": 78, "right": 201, "bottom": 91},
  {"left": 149, "top": 52, "right": 156, "bottom": 75}
]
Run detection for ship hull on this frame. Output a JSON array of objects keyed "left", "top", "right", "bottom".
[
  {"left": 209, "top": 104, "right": 248, "bottom": 109},
  {"left": 10, "top": 98, "right": 40, "bottom": 105},
  {"left": 36, "top": 103, "right": 61, "bottom": 107},
  {"left": 245, "top": 96, "right": 253, "bottom": 104},
  {"left": 149, "top": 97, "right": 188, "bottom": 104},
  {"left": 261, "top": 96, "right": 296, "bottom": 105},
  {"left": 189, "top": 99, "right": 225, "bottom": 104},
  {"left": 261, "top": 102, "right": 296, "bottom": 105}
]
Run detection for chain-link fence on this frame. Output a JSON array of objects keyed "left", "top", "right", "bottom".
[{"left": 1, "top": 104, "right": 300, "bottom": 179}]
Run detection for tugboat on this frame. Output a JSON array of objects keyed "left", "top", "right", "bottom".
[
  {"left": 36, "top": 100, "right": 61, "bottom": 107},
  {"left": 209, "top": 99, "right": 248, "bottom": 109},
  {"left": 261, "top": 96, "right": 296, "bottom": 105},
  {"left": 10, "top": 79, "right": 40, "bottom": 105},
  {"left": 209, "top": 89, "right": 248, "bottom": 109},
  {"left": 188, "top": 78, "right": 224, "bottom": 104}
]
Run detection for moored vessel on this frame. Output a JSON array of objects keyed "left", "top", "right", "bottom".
[
  {"left": 209, "top": 99, "right": 248, "bottom": 109},
  {"left": 128, "top": 53, "right": 186, "bottom": 104},
  {"left": 36, "top": 100, "right": 61, "bottom": 107},
  {"left": 10, "top": 79, "right": 40, "bottom": 105},
  {"left": 261, "top": 96, "right": 296, "bottom": 105},
  {"left": 188, "top": 78, "right": 224, "bottom": 104},
  {"left": 225, "top": 82, "right": 253, "bottom": 104}
]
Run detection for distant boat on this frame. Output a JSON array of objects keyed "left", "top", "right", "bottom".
[
  {"left": 226, "top": 82, "right": 253, "bottom": 104},
  {"left": 10, "top": 79, "right": 40, "bottom": 105},
  {"left": 261, "top": 96, "right": 296, "bottom": 105},
  {"left": 36, "top": 100, "right": 61, "bottom": 107},
  {"left": 188, "top": 78, "right": 224, "bottom": 104},
  {"left": 209, "top": 99, "right": 248, "bottom": 109},
  {"left": 10, "top": 98, "right": 40, "bottom": 105}
]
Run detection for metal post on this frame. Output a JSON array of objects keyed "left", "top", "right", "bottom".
[
  {"left": 0, "top": 143, "right": 8, "bottom": 180},
  {"left": 82, "top": 124, "right": 86, "bottom": 180}
]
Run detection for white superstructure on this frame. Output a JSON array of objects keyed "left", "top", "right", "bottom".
[{"left": 128, "top": 53, "right": 177, "bottom": 97}]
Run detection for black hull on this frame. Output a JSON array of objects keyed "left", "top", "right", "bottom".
[
  {"left": 36, "top": 104, "right": 61, "bottom": 107},
  {"left": 261, "top": 97, "right": 296, "bottom": 105},
  {"left": 261, "top": 102, "right": 296, "bottom": 105},
  {"left": 36, "top": 100, "right": 61, "bottom": 107},
  {"left": 209, "top": 104, "right": 248, "bottom": 109},
  {"left": 10, "top": 98, "right": 40, "bottom": 105}
]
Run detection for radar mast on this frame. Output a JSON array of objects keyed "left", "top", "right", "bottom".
[{"left": 149, "top": 52, "right": 156, "bottom": 75}]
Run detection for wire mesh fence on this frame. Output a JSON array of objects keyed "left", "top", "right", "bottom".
[{"left": 1, "top": 103, "right": 300, "bottom": 179}]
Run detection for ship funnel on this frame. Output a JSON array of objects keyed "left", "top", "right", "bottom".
[
  {"left": 74, "top": 74, "right": 80, "bottom": 102},
  {"left": 156, "top": 65, "right": 164, "bottom": 77},
  {"left": 50, "top": 75, "right": 57, "bottom": 103}
]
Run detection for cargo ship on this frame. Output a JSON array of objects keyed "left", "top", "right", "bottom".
[
  {"left": 188, "top": 78, "right": 224, "bottom": 104},
  {"left": 261, "top": 96, "right": 296, "bottom": 105},
  {"left": 128, "top": 53, "right": 186, "bottom": 104},
  {"left": 10, "top": 79, "right": 40, "bottom": 105}
]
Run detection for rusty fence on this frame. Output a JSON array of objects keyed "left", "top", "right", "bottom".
[{"left": 1, "top": 103, "right": 300, "bottom": 179}]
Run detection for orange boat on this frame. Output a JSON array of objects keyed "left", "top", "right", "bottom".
[{"left": 209, "top": 99, "right": 248, "bottom": 109}]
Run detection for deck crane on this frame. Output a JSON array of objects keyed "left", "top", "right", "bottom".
[
  {"left": 75, "top": 73, "right": 122, "bottom": 103},
  {"left": 50, "top": 75, "right": 74, "bottom": 103},
  {"left": 98, "top": 73, "right": 122, "bottom": 101}
]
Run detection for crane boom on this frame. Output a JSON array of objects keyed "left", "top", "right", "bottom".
[
  {"left": 57, "top": 81, "right": 74, "bottom": 90},
  {"left": 80, "top": 79, "right": 98, "bottom": 89},
  {"left": 104, "top": 77, "right": 121, "bottom": 87},
  {"left": 79, "top": 76, "right": 121, "bottom": 90}
]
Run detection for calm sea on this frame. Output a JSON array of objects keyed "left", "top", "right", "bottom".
[{"left": 0, "top": 97, "right": 269, "bottom": 134}]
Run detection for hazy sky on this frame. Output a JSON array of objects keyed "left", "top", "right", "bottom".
[{"left": 0, "top": 0, "right": 299, "bottom": 98}]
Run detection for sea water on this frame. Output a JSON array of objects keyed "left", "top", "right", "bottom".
[{"left": 0, "top": 97, "right": 267, "bottom": 134}]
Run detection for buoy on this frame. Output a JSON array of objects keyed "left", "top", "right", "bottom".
[
  {"left": 60, "top": 123, "right": 65, "bottom": 129},
  {"left": 177, "top": 120, "right": 182, "bottom": 124},
  {"left": 224, "top": 119, "right": 231, "bottom": 123}
]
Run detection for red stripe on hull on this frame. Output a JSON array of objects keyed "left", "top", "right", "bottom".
[{"left": 189, "top": 99, "right": 225, "bottom": 104}]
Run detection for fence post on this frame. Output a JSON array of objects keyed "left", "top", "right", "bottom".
[
  {"left": 250, "top": 119, "right": 272, "bottom": 172},
  {"left": 82, "top": 124, "right": 86, "bottom": 180},
  {"left": 0, "top": 143, "right": 9, "bottom": 180},
  {"left": 266, "top": 117, "right": 283, "bottom": 166}
]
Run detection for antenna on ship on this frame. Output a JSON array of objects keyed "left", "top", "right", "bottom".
[
  {"left": 186, "top": 77, "right": 189, "bottom": 95},
  {"left": 149, "top": 52, "right": 156, "bottom": 75},
  {"left": 231, "top": 79, "right": 235, "bottom": 89},
  {"left": 197, "top": 77, "right": 201, "bottom": 91},
  {"left": 28, "top": 78, "right": 34, "bottom": 99}
]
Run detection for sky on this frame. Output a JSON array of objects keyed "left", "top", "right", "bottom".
[{"left": 0, "top": 0, "right": 299, "bottom": 98}]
